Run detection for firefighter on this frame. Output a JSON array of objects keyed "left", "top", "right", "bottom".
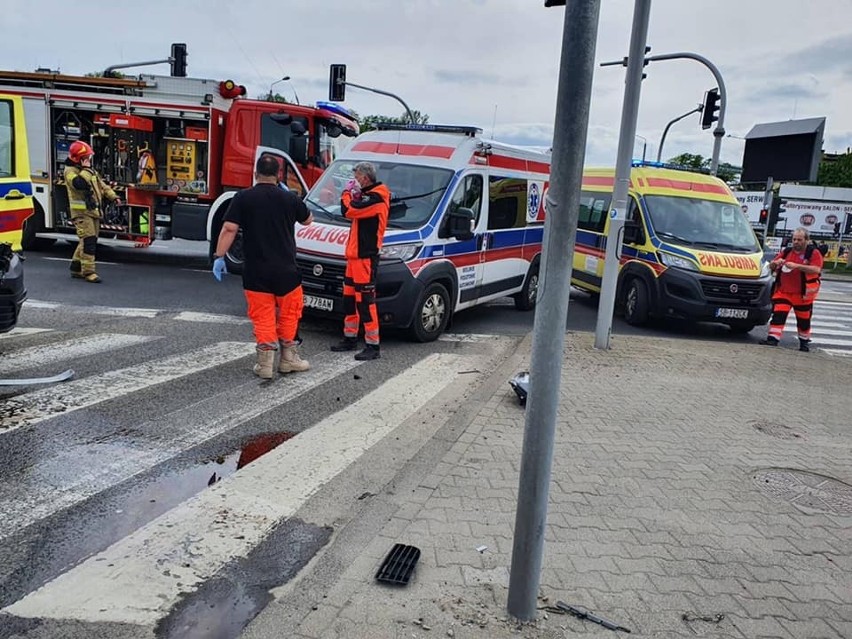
[
  {"left": 762, "top": 227, "right": 824, "bottom": 352},
  {"left": 212, "top": 154, "right": 313, "bottom": 379},
  {"left": 330, "top": 162, "right": 390, "bottom": 361},
  {"left": 64, "top": 140, "right": 119, "bottom": 283}
]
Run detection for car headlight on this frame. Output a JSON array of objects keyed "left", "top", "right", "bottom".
[
  {"left": 658, "top": 251, "right": 698, "bottom": 271},
  {"left": 760, "top": 260, "right": 771, "bottom": 277},
  {"left": 379, "top": 243, "right": 421, "bottom": 261}
]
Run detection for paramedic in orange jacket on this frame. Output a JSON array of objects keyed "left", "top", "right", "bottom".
[
  {"left": 330, "top": 161, "right": 390, "bottom": 361},
  {"left": 762, "top": 227, "right": 823, "bottom": 352}
]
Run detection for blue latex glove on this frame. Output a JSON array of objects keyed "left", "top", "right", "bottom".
[{"left": 212, "top": 257, "right": 227, "bottom": 282}]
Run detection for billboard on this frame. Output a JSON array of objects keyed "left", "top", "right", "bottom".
[
  {"left": 734, "top": 191, "right": 852, "bottom": 233},
  {"left": 740, "top": 117, "right": 825, "bottom": 184}
]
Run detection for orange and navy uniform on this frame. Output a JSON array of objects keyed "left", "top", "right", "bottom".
[
  {"left": 767, "top": 246, "right": 823, "bottom": 342},
  {"left": 340, "top": 183, "right": 390, "bottom": 346}
]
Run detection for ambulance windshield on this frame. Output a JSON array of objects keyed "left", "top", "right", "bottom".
[
  {"left": 306, "top": 160, "right": 453, "bottom": 229},
  {"left": 645, "top": 195, "right": 760, "bottom": 252}
]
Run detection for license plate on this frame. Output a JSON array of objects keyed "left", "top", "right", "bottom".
[
  {"left": 304, "top": 294, "right": 334, "bottom": 312},
  {"left": 715, "top": 307, "right": 748, "bottom": 319}
]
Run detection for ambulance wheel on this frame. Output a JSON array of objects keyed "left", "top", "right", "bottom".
[
  {"left": 728, "top": 321, "right": 757, "bottom": 334},
  {"left": 623, "top": 278, "right": 650, "bottom": 326},
  {"left": 513, "top": 263, "right": 539, "bottom": 311},
  {"left": 410, "top": 282, "right": 450, "bottom": 342}
]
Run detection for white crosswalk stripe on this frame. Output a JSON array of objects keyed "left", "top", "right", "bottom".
[
  {"left": 811, "top": 301, "right": 852, "bottom": 352},
  {"left": 0, "top": 334, "right": 157, "bottom": 376},
  {"left": 0, "top": 341, "right": 256, "bottom": 433}
]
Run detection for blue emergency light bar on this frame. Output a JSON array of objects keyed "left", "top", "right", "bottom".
[
  {"left": 631, "top": 159, "right": 712, "bottom": 174},
  {"left": 315, "top": 101, "right": 357, "bottom": 120},
  {"left": 375, "top": 123, "right": 482, "bottom": 137}
]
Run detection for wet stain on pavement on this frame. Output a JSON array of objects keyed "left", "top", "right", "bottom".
[{"left": 155, "top": 517, "right": 331, "bottom": 639}]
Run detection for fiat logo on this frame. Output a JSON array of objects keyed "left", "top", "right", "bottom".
[
  {"left": 312, "top": 264, "right": 324, "bottom": 277},
  {"left": 729, "top": 284, "right": 739, "bottom": 293}
]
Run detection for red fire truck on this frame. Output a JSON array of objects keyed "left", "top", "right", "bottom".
[{"left": 0, "top": 69, "right": 358, "bottom": 258}]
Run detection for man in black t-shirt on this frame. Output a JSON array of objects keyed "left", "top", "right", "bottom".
[{"left": 213, "top": 155, "right": 313, "bottom": 379}]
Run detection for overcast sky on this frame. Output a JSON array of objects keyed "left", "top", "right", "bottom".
[{"left": 4, "top": 0, "right": 852, "bottom": 167}]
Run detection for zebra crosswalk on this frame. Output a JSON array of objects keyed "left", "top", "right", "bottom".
[
  {"left": 0, "top": 312, "right": 509, "bottom": 636},
  {"left": 809, "top": 300, "right": 852, "bottom": 357}
]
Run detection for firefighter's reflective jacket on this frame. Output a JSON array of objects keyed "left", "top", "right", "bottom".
[{"left": 63, "top": 160, "right": 117, "bottom": 219}]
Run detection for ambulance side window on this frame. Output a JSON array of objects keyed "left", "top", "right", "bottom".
[
  {"left": 577, "top": 190, "right": 610, "bottom": 233},
  {"left": 488, "top": 176, "right": 527, "bottom": 230}
]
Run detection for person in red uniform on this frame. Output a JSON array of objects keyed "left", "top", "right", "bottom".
[
  {"left": 212, "top": 155, "right": 313, "bottom": 378},
  {"left": 330, "top": 161, "right": 390, "bottom": 361},
  {"left": 762, "top": 227, "right": 823, "bottom": 352}
]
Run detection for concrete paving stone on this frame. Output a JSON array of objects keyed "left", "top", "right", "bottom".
[
  {"left": 825, "top": 619, "right": 852, "bottom": 637},
  {"left": 682, "top": 591, "right": 750, "bottom": 618},
  {"left": 427, "top": 519, "right": 473, "bottom": 537},
  {"left": 776, "top": 617, "right": 845, "bottom": 639},
  {"left": 730, "top": 614, "right": 804, "bottom": 639},
  {"left": 734, "top": 596, "right": 801, "bottom": 620},
  {"left": 569, "top": 555, "right": 621, "bottom": 575},
  {"left": 407, "top": 486, "right": 436, "bottom": 505},
  {"left": 381, "top": 516, "right": 418, "bottom": 540},
  {"left": 647, "top": 573, "right": 707, "bottom": 597},
  {"left": 417, "top": 507, "right": 451, "bottom": 522},
  {"left": 737, "top": 579, "right": 800, "bottom": 601},
  {"left": 781, "top": 582, "right": 847, "bottom": 605},
  {"left": 294, "top": 604, "right": 343, "bottom": 638},
  {"left": 434, "top": 548, "right": 486, "bottom": 569},
  {"left": 599, "top": 571, "right": 656, "bottom": 594}
]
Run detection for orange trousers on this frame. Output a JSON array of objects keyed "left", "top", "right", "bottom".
[
  {"left": 768, "top": 292, "right": 813, "bottom": 341},
  {"left": 245, "top": 286, "right": 303, "bottom": 348},
  {"left": 342, "top": 257, "right": 379, "bottom": 345}
]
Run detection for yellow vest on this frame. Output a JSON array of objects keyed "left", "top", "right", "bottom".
[{"left": 64, "top": 164, "right": 117, "bottom": 218}]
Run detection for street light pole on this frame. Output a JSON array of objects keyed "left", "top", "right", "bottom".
[
  {"left": 657, "top": 103, "right": 703, "bottom": 162},
  {"left": 267, "top": 76, "right": 289, "bottom": 101},
  {"left": 593, "top": 0, "right": 653, "bottom": 351}
]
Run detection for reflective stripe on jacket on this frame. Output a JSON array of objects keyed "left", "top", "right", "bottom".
[{"left": 64, "top": 163, "right": 117, "bottom": 218}]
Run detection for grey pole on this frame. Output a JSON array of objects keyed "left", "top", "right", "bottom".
[
  {"left": 506, "top": 0, "right": 601, "bottom": 621},
  {"left": 593, "top": 0, "right": 652, "bottom": 351},
  {"left": 342, "top": 80, "right": 415, "bottom": 123},
  {"left": 644, "top": 52, "right": 727, "bottom": 174},
  {"left": 656, "top": 104, "right": 703, "bottom": 162}
]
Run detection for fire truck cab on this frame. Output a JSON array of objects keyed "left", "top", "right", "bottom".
[{"left": 0, "top": 69, "right": 357, "bottom": 258}]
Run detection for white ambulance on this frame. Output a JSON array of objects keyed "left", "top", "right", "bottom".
[{"left": 293, "top": 124, "right": 550, "bottom": 341}]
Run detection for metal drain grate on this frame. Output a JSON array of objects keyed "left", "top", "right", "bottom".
[
  {"left": 753, "top": 468, "right": 852, "bottom": 515},
  {"left": 375, "top": 544, "right": 421, "bottom": 585},
  {"left": 749, "top": 420, "right": 804, "bottom": 440}
]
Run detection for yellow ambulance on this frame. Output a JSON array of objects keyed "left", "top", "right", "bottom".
[
  {"left": 0, "top": 93, "right": 32, "bottom": 331},
  {"left": 571, "top": 162, "right": 772, "bottom": 333}
]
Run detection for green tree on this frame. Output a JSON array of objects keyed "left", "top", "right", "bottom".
[
  {"left": 359, "top": 110, "right": 429, "bottom": 132},
  {"left": 256, "top": 92, "right": 289, "bottom": 103},
  {"left": 665, "top": 153, "right": 740, "bottom": 183},
  {"left": 817, "top": 152, "right": 852, "bottom": 188}
]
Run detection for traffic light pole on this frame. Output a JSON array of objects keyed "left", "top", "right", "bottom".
[
  {"left": 342, "top": 80, "right": 415, "bottom": 124},
  {"left": 644, "top": 52, "right": 727, "bottom": 175},
  {"left": 656, "top": 104, "right": 703, "bottom": 162},
  {"left": 593, "top": 0, "right": 652, "bottom": 351}
]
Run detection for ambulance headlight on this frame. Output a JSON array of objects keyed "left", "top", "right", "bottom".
[
  {"left": 379, "top": 243, "right": 422, "bottom": 261},
  {"left": 760, "top": 260, "right": 771, "bottom": 277},
  {"left": 658, "top": 251, "right": 698, "bottom": 271}
]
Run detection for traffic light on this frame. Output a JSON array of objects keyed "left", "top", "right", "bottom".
[
  {"left": 701, "top": 88, "right": 720, "bottom": 130},
  {"left": 170, "top": 43, "right": 187, "bottom": 77},
  {"left": 328, "top": 64, "right": 346, "bottom": 102},
  {"left": 544, "top": 0, "right": 566, "bottom": 5},
  {"left": 759, "top": 209, "right": 768, "bottom": 225},
  {"left": 835, "top": 222, "right": 842, "bottom": 237}
]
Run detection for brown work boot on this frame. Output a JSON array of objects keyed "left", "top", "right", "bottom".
[
  {"left": 77, "top": 273, "right": 101, "bottom": 283},
  {"left": 253, "top": 347, "right": 275, "bottom": 379},
  {"left": 278, "top": 344, "right": 310, "bottom": 373}
]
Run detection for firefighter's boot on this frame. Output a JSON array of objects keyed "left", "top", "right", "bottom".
[
  {"left": 253, "top": 347, "right": 276, "bottom": 379},
  {"left": 278, "top": 343, "right": 310, "bottom": 373},
  {"left": 70, "top": 260, "right": 83, "bottom": 279}
]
